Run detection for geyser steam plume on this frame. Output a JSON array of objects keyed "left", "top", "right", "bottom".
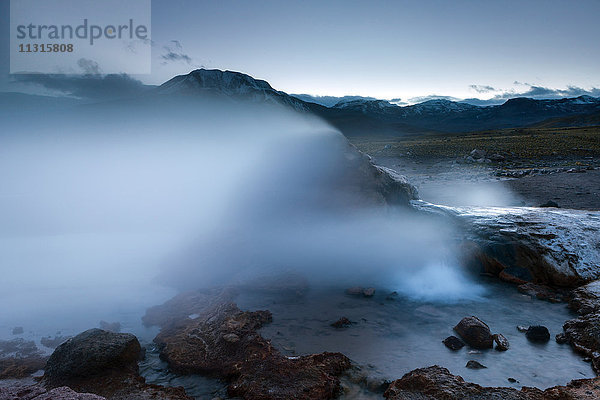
[{"left": 0, "top": 94, "right": 483, "bottom": 333}]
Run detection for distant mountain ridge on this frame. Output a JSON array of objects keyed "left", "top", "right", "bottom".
[
  {"left": 4, "top": 69, "right": 597, "bottom": 137},
  {"left": 157, "top": 69, "right": 600, "bottom": 136}
]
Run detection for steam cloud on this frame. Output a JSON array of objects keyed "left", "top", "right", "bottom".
[{"left": 0, "top": 94, "right": 484, "bottom": 337}]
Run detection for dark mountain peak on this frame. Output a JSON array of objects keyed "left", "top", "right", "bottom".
[
  {"left": 405, "top": 99, "right": 479, "bottom": 114},
  {"left": 159, "top": 68, "right": 274, "bottom": 94},
  {"left": 333, "top": 98, "right": 397, "bottom": 109},
  {"left": 503, "top": 97, "right": 537, "bottom": 106},
  {"left": 156, "top": 68, "right": 311, "bottom": 111}
]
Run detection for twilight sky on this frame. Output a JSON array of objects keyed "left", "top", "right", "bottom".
[{"left": 1, "top": 0, "right": 599, "bottom": 102}]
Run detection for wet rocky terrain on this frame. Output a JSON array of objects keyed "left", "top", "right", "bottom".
[
  {"left": 1, "top": 104, "right": 600, "bottom": 399},
  {"left": 2, "top": 147, "right": 600, "bottom": 399}
]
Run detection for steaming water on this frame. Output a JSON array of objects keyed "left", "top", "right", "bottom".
[
  {"left": 135, "top": 282, "right": 593, "bottom": 399},
  {"left": 0, "top": 96, "right": 594, "bottom": 397}
]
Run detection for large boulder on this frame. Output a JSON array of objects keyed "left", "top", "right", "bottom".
[
  {"left": 146, "top": 289, "right": 352, "bottom": 400},
  {"left": 453, "top": 316, "right": 494, "bottom": 349},
  {"left": 561, "top": 280, "right": 600, "bottom": 373},
  {"left": 384, "top": 365, "right": 600, "bottom": 399},
  {"left": 44, "top": 329, "right": 140, "bottom": 384},
  {"left": 525, "top": 326, "right": 550, "bottom": 343},
  {"left": 0, "top": 384, "right": 106, "bottom": 399},
  {"left": 43, "top": 329, "right": 192, "bottom": 400},
  {"left": 384, "top": 366, "right": 542, "bottom": 399},
  {"left": 417, "top": 202, "right": 600, "bottom": 288}
]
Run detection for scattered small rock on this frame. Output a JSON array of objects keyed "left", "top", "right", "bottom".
[
  {"left": 517, "top": 325, "right": 529, "bottom": 332},
  {"left": 454, "top": 316, "right": 493, "bottom": 349},
  {"left": 465, "top": 360, "right": 487, "bottom": 369},
  {"left": 222, "top": 333, "right": 240, "bottom": 343},
  {"left": 555, "top": 332, "right": 568, "bottom": 344},
  {"left": 442, "top": 336, "right": 465, "bottom": 351},
  {"left": 540, "top": 200, "right": 560, "bottom": 208},
  {"left": 507, "top": 377, "right": 518, "bottom": 383},
  {"left": 470, "top": 149, "right": 486, "bottom": 160},
  {"left": 11, "top": 327, "right": 24, "bottom": 335},
  {"left": 363, "top": 288, "right": 376, "bottom": 297},
  {"left": 493, "top": 333, "right": 510, "bottom": 351},
  {"left": 331, "top": 317, "right": 352, "bottom": 329},
  {"left": 345, "top": 286, "right": 375, "bottom": 298},
  {"left": 526, "top": 326, "right": 550, "bottom": 342},
  {"left": 385, "top": 291, "right": 398, "bottom": 300}
]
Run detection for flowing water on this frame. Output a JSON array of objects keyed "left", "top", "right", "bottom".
[{"left": 137, "top": 279, "right": 594, "bottom": 399}]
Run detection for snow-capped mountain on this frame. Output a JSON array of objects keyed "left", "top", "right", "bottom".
[
  {"left": 401, "top": 99, "right": 481, "bottom": 115},
  {"left": 332, "top": 99, "right": 399, "bottom": 112},
  {"left": 155, "top": 69, "right": 600, "bottom": 135}
]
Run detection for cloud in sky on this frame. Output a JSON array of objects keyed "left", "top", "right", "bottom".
[
  {"left": 161, "top": 40, "right": 195, "bottom": 65},
  {"left": 407, "top": 95, "right": 463, "bottom": 104},
  {"left": 12, "top": 73, "right": 152, "bottom": 100},
  {"left": 469, "top": 84, "right": 496, "bottom": 93}
]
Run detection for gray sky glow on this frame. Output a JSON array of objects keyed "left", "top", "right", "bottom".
[{"left": 1, "top": 0, "right": 599, "bottom": 101}]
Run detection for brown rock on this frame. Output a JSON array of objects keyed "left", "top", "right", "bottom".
[
  {"left": 525, "top": 326, "right": 550, "bottom": 343},
  {"left": 494, "top": 333, "right": 510, "bottom": 351},
  {"left": 331, "top": 317, "right": 352, "bottom": 329},
  {"left": 466, "top": 360, "right": 487, "bottom": 369},
  {"left": 442, "top": 336, "right": 464, "bottom": 351},
  {"left": 384, "top": 366, "right": 543, "bottom": 399},
  {"left": 500, "top": 269, "right": 528, "bottom": 285},
  {"left": 148, "top": 291, "right": 352, "bottom": 400},
  {"left": 363, "top": 287, "right": 376, "bottom": 297},
  {"left": 0, "top": 384, "right": 106, "bottom": 399},
  {"left": 518, "top": 283, "right": 568, "bottom": 303},
  {"left": 43, "top": 329, "right": 192, "bottom": 400},
  {"left": 384, "top": 365, "right": 600, "bottom": 400},
  {"left": 555, "top": 332, "right": 568, "bottom": 344},
  {"left": 454, "top": 316, "right": 493, "bottom": 349}
]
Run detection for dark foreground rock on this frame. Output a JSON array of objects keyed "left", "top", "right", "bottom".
[
  {"left": 562, "top": 280, "right": 600, "bottom": 373},
  {"left": 384, "top": 365, "right": 600, "bottom": 399},
  {"left": 44, "top": 329, "right": 141, "bottom": 384},
  {"left": 0, "top": 384, "right": 106, "bottom": 399},
  {"left": 465, "top": 360, "right": 487, "bottom": 369},
  {"left": 525, "top": 326, "right": 550, "bottom": 343},
  {"left": 331, "top": 317, "right": 352, "bottom": 329},
  {"left": 42, "top": 329, "right": 191, "bottom": 400},
  {"left": 146, "top": 290, "right": 352, "bottom": 400},
  {"left": 442, "top": 336, "right": 464, "bottom": 351},
  {"left": 453, "top": 316, "right": 493, "bottom": 349}
]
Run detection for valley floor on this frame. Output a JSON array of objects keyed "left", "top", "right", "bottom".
[{"left": 351, "top": 126, "right": 600, "bottom": 210}]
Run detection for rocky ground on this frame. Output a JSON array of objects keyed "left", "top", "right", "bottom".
[
  {"left": 2, "top": 279, "right": 600, "bottom": 399},
  {"left": 146, "top": 289, "right": 352, "bottom": 400},
  {"left": 352, "top": 125, "right": 600, "bottom": 211},
  {"left": 2, "top": 129, "right": 600, "bottom": 399}
]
